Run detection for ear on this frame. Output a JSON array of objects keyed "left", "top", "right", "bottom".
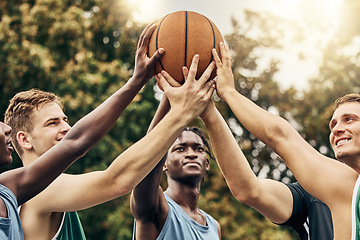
[
  {"left": 205, "top": 159, "right": 210, "bottom": 172},
  {"left": 163, "top": 163, "right": 168, "bottom": 172},
  {"left": 16, "top": 131, "right": 33, "bottom": 150}
]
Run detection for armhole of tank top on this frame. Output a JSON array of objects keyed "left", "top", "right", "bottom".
[{"left": 51, "top": 212, "right": 66, "bottom": 240}]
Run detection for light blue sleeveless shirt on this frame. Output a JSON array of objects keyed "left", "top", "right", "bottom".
[
  {"left": 133, "top": 193, "right": 219, "bottom": 240},
  {"left": 0, "top": 184, "right": 24, "bottom": 240}
]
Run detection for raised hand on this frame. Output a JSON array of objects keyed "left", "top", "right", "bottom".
[
  {"left": 212, "top": 42, "right": 235, "bottom": 100},
  {"left": 156, "top": 54, "right": 216, "bottom": 121},
  {"left": 132, "top": 23, "right": 164, "bottom": 83}
]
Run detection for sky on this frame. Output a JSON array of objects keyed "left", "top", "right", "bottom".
[{"left": 127, "top": 0, "right": 343, "bottom": 91}]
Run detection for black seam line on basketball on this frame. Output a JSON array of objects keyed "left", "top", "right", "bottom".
[
  {"left": 157, "top": 15, "right": 168, "bottom": 71},
  {"left": 206, "top": 17, "right": 216, "bottom": 64},
  {"left": 183, "top": 11, "right": 188, "bottom": 84}
]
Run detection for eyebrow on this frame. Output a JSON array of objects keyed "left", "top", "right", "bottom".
[
  {"left": 329, "top": 113, "right": 359, "bottom": 128},
  {"left": 173, "top": 142, "right": 204, "bottom": 147},
  {"left": 329, "top": 119, "right": 336, "bottom": 129},
  {"left": 44, "top": 116, "right": 68, "bottom": 125}
]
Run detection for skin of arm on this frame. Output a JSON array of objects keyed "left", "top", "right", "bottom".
[
  {"left": 211, "top": 42, "right": 358, "bottom": 238},
  {"left": 0, "top": 23, "right": 165, "bottom": 207},
  {"left": 200, "top": 100, "right": 294, "bottom": 224},
  {"left": 130, "top": 56, "right": 216, "bottom": 240}
]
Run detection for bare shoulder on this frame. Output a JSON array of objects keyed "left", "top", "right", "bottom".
[
  {"left": 0, "top": 167, "right": 25, "bottom": 200},
  {"left": 133, "top": 187, "right": 168, "bottom": 219},
  {"left": 315, "top": 160, "right": 359, "bottom": 207},
  {"left": 133, "top": 187, "right": 169, "bottom": 239}
]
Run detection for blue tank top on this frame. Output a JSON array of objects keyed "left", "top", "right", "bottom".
[
  {"left": 133, "top": 193, "right": 219, "bottom": 240},
  {"left": 0, "top": 184, "right": 24, "bottom": 240}
]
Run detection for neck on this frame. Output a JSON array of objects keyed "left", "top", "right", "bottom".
[
  {"left": 21, "top": 151, "right": 41, "bottom": 166},
  {"left": 342, "top": 156, "right": 360, "bottom": 174},
  {"left": 165, "top": 179, "right": 202, "bottom": 212}
]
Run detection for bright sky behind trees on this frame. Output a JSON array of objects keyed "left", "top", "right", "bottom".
[{"left": 126, "top": 0, "right": 344, "bottom": 91}]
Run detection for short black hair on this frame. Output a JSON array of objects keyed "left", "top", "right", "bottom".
[{"left": 183, "top": 127, "right": 214, "bottom": 161}]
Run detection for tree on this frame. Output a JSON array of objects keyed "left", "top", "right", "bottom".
[
  {"left": 9, "top": 0, "right": 360, "bottom": 238},
  {"left": 0, "top": 0, "right": 158, "bottom": 238}
]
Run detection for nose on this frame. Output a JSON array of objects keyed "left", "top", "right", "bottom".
[
  {"left": 0, "top": 122, "right": 12, "bottom": 135},
  {"left": 185, "top": 148, "right": 197, "bottom": 159},
  {"left": 61, "top": 121, "right": 71, "bottom": 134},
  {"left": 332, "top": 122, "right": 345, "bottom": 136}
]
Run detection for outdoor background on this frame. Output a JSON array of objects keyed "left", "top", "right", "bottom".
[{"left": 1, "top": 0, "right": 360, "bottom": 239}]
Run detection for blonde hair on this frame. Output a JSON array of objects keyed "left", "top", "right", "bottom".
[
  {"left": 335, "top": 93, "right": 360, "bottom": 109},
  {"left": 4, "top": 89, "right": 63, "bottom": 156}
]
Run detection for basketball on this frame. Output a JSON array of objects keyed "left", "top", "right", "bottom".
[{"left": 148, "top": 11, "right": 224, "bottom": 84}]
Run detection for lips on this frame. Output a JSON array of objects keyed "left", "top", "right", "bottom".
[
  {"left": 6, "top": 139, "right": 14, "bottom": 153},
  {"left": 183, "top": 161, "right": 201, "bottom": 167},
  {"left": 335, "top": 137, "right": 351, "bottom": 147}
]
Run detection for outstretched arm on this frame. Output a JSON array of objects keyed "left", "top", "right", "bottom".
[
  {"left": 130, "top": 55, "right": 216, "bottom": 239},
  {"left": 0, "top": 23, "right": 164, "bottom": 205},
  {"left": 129, "top": 95, "right": 170, "bottom": 237},
  {"left": 200, "top": 101, "right": 293, "bottom": 223},
  {"left": 211, "top": 43, "right": 357, "bottom": 208}
]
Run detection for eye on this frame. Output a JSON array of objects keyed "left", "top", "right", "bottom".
[
  {"left": 196, "top": 147, "right": 205, "bottom": 152},
  {"left": 175, "top": 147, "right": 184, "bottom": 152},
  {"left": 48, "top": 121, "right": 56, "bottom": 126},
  {"left": 345, "top": 116, "right": 355, "bottom": 122},
  {"left": 330, "top": 121, "right": 336, "bottom": 130}
]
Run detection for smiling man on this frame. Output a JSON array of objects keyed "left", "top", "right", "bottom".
[
  {"left": 211, "top": 42, "right": 360, "bottom": 239},
  {"left": 3, "top": 23, "right": 217, "bottom": 240}
]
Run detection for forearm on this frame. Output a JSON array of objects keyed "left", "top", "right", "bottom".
[
  {"left": 222, "top": 89, "right": 293, "bottom": 152},
  {"left": 108, "top": 108, "right": 193, "bottom": 197},
  {"left": 201, "top": 106, "right": 294, "bottom": 223},
  {"left": 18, "top": 78, "right": 146, "bottom": 203},
  {"left": 65, "top": 76, "right": 146, "bottom": 154},
  {"left": 147, "top": 96, "right": 170, "bottom": 133},
  {"left": 220, "top": 89, "right": 337, "bottom": 200},
  {"left": 201, "top": 107, "right": 260, "bottom": 201}
]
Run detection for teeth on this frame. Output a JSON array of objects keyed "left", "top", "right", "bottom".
[{"left": 337, "top": 139, "right": 349, "bottom": 146}]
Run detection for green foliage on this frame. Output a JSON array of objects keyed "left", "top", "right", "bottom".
[
  {"left": 3, "top": 0, "right": 360, "bottom": 239},
  {"left": 0, "top": 0, "right": 157, "bottom": 238}
]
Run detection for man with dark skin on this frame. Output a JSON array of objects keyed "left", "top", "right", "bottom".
[{"left": 130, "top": 61, "right": 221, "bottom": 240}]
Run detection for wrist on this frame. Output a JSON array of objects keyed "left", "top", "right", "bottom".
[
  {"left": 125, "top": 75, "right": 147, "bottom": 90},
  {"left": 167, "top": 108, "right": 194, "bottom": 127},
  {"left": 200, "top": 109, "right": 219, "bottom": 126},
  {"left": 221, "top": 88, "right": 238, "bottom": 103}
]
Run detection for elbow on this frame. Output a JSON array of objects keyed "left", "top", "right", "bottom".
[
  {"left": 228, "top": 183, "right": 260, "bottom": 206},
  {"left": 233, "top": 191, "right": 259, "bottom": 206},
  {"left": 111, "top": 176, "right": 136, "bottom": 198},
  {"left": 262, "top": 117, "right": 293, "bottom": 150},
  {"left": 62, "top": 135, "right": 95, "bottom": 159},
  {"left": 114, "top": 187, "right": 132, "bottom": 198}
]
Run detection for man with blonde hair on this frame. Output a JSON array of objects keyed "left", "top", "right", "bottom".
[{"left": 4, "top": 24, "right": 215, "bottom": 240}]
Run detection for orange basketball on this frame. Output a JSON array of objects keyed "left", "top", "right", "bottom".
[{"left": 148, "top": 11, "right": 224, "bottom": 84}]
